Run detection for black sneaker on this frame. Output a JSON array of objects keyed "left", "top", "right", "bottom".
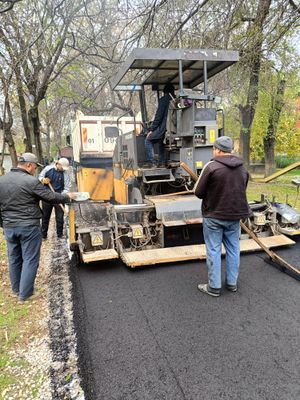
[
  {"left": 197, "top": 283, "right": 221, "bottom": 297},
  {"left": 225, "top": 283, "right": 237, "bottom": 292}
]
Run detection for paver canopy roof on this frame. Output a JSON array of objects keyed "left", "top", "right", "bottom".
[{"left": 111, "top": 48, "right": 239, "bottom": 90}]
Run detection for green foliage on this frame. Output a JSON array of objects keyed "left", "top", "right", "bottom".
[
  {"left": 246, "top": 68, "right": 300, "bottom": 161},
  {"left": 251, "top": 87, "right": 272, "bottom": 161},
  {"left": 223, "top": 103, "right": 240, "bottom": 140},
  {"left": 275, "top": 109, "right": 300, "bottom": 157}
]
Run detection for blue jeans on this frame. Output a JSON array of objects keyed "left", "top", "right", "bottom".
[
  {"left": 203, "top": 217, "right": 240, "bottom": 289},
  {"left": 4, "top": 225, "right": 42, "bottom": 300},
  {"left": 144, "top": 138, "right": 165, "bottom": 164}
]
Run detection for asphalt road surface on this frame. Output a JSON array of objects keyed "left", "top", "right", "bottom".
[{"left": 71, "top": 240, "right": 300, "bottom": 400}]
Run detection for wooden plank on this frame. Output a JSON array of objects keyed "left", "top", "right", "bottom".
[
  {"left": 121, "top": 244, "right": 207, "bottom": 267},
  {"left": 279, "top": 228, "right": 300, "bottom": 236},
  {"left": 121, "top": 235, "right": 295, "bottom": 267},
  {"left": 240, "top": 222, "right": 300, "bottom": 279},
  {"left": 180, "top": 162, "right": 198, "bottom": 181},
  {"left": 254, "top": 160, "right": 300, "bottom": 183},
  {"left": 239, "top": 234, "right": 294, "bottom": 252},
  {"left": 82, "top": 249, "right": 119, "bottom": 263}
]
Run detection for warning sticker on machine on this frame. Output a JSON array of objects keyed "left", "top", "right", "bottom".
[
  {"left": 209, "top": 129, "right": 216, "bottom": 143},
  {"left": 131, "top": 224, "right": 144, "bottom": 239},
  {"left": 91, "top": 232, "right": 103, "bottom": 246}
]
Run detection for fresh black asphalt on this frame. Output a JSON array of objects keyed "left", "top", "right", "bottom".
[{"left": 71, "top": 240, "right": 300, "bottom": 400}]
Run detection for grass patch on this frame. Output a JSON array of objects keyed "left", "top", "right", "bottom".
[
  {"left": 0, "top": 302, "right": 29, "bottom": 332},
  {"left": 0, "top": 374, "right": 18, "bottom": 388},
  {"left": 0, "top": 298, "right": 30, "bottom": 395},
  {"left": 248, "top": 174, "right": 300, "bottom": 210},
  {"left": 0, "top": 232, "right": 31, "bottom": 395},
  {"left": 0, "top": 230, "right": 49, "bottom": 398}
]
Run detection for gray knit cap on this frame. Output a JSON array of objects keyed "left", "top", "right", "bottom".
[{"left": 213, "top": 136, "right": 233, "bottom": 153}]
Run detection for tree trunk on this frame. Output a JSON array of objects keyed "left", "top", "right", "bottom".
[
  {"left": 45, "top": 128, "right": 51, "bottom": 159},
  {"left": 4, "top": 126, "right": 17, "bottom": 166},
  {"left": 264, "top": 78, "right": 286, "bottom": 177},
  {"left": 238, "top": 0, "right": 272, "bottom": 169},
  {"left": 44, "top": 99, "right": 51, "bottom": 158},
  {"left": 1, "top": 120, "right": 17, "bottom": 168},
  {"left": 17, "top": 87, "right": 32, "bottom": 152},
  {"left": 0, "top": 131, "right": 5, "bottom": 175},
  {"left": 239, "top": 104, "right": 252, "bottom": 168},
  {"left": 15, "top": 64, "right": 32, "bottom": 152},
  {"left": 28, "top": 106, "right": 43, "bottom": 163},
  {"left": 264, "top": 136, "right": 276, "bottom": 176},
  {"left": 0, "top": 90, "right": 17, "bottom": 167}
]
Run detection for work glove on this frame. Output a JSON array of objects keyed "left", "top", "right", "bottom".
[{"left": 41, "top": 177, "right": 50, "bottom": 185}]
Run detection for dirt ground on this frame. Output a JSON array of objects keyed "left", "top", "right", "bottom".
[{"left": 0, "top": 220, "right": 84, "bottom": 400}]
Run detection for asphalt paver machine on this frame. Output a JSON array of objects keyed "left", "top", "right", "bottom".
[
  {"left": 69, "top": 48, "right": 296, "bottom": 267},
  {"left": 107, "top": 48, "right": 294, "bottom": 267}
]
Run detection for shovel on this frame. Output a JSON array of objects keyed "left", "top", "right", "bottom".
[{"left": 48, "top": 182, "right": 68, "bottom": 214}]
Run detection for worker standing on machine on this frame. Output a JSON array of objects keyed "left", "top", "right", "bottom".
[
  {"left": 144, "top": 83, "right": 175, "bottom": 167},
  {"left": 39, "top": 158, "right": 71, "bottom": 239},
  {"left": 194, "top": 136, "right": 252, "bottom": 297}
]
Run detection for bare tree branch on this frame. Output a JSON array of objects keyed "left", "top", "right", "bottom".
[
  {"left": 0, "top": 0, "right": 22, "bottom": 14},
  {"left": 163, "top": 0, "right": 211, "bottom": 47},
  {"left": 289, "top": 0, "right": 300, "bottom": 14}
]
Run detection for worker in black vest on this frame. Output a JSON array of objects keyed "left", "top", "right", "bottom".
[
  {"left": 38, "top": 158, "right": 71, "bottom": 239},
  {"left": 144, "top": 83, "right": 175, "bottom": 167}
]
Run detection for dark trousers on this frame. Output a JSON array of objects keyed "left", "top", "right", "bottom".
[
  {"left": 4, "top": 225, "right": 42, "bottom": 300},
  {"left": 42, "top": 202, "right": 64, "bottom": 238}
]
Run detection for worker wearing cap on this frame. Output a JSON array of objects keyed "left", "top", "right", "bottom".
[
  {"left": 0, "top": 153, "right": 76, "bottom": 302},
  {"left": 38, "top": 158, "right": 71, "bottom": 239},
  {"left": 194, "top": 137, "right": 252, "bottom": 297}
]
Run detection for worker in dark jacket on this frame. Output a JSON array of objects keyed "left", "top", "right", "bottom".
[
  {"left": 144, "top": 83, "right": 175, "bottom": 167},
  {"left": 0, "top": 153, "right": 76, "bottom": 302},
  {"left": 194, "top": 136, "right": 252, "bottom": 297}
]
